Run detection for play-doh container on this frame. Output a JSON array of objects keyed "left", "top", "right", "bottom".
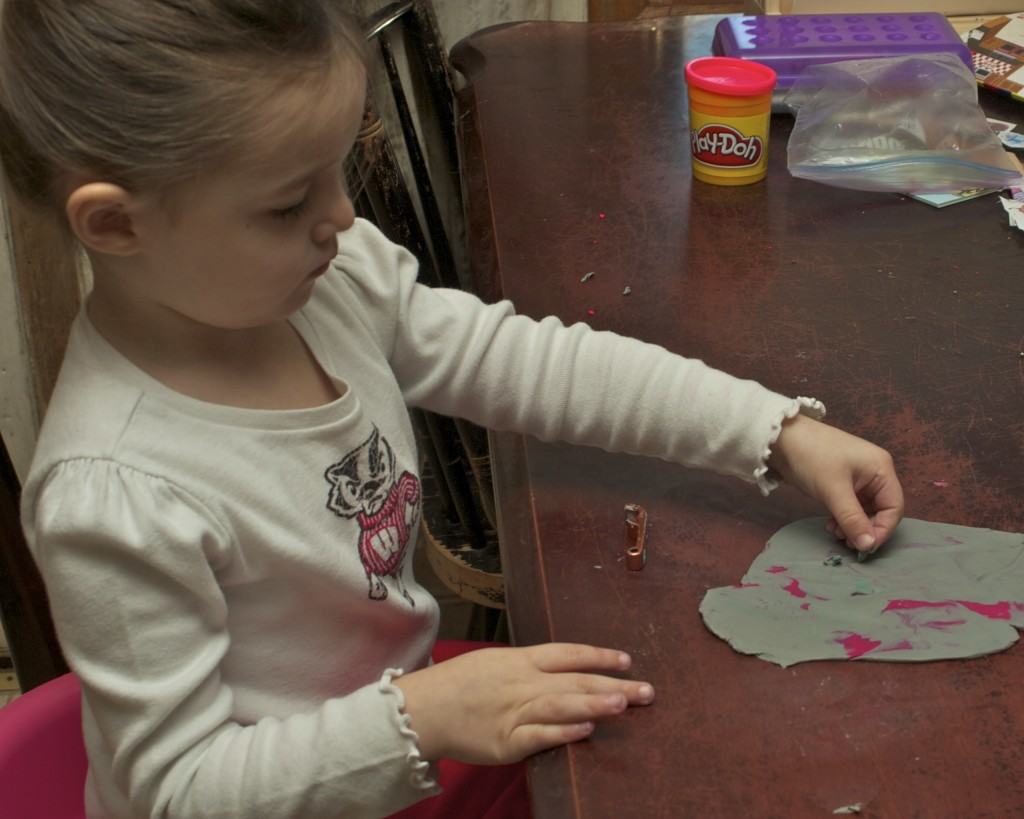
[{"left": 684, "top": 56, "right": 777, "bottom": 186}]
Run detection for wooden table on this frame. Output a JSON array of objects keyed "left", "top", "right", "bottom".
[{"left": 454, "top": 16, "right": 1024, "bottom": 818}]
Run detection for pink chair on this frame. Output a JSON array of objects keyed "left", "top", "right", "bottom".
[
  {"left": 0, "top": 650, "right": 484, "bottom": 819},
  {"left": 0, "top": 672, "right": 87, "bottom": 819}
]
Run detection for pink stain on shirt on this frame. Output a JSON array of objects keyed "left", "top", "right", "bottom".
[
  {"left": 765, "top": 566, "right": 788, "bottom": 574},
  {"left": 836, "top": 633, "right": 882, "bottom": 658}
]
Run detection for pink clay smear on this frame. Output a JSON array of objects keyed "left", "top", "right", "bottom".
[
  {"left": 836, "top": 633, "right": 882, "bottom": 658},
  {"left": 884, "top": 599, "right": 953, "bottom": 612},
  {"left": 922, "top": 620, "right": 967, "bottom": 629},
  {"left": 884, "top": 599, "right": 1019, "bottom": 621},
  {"left": 879, "top": 640, "right": 913, "bottom": 652},
  {"left": 766, "top": 566, "right": 788, "bottom": 574},
  {"left": 783, "top": 578, "right": 808, "bottom": 598},
  {"left": 959, "top": 601, "right": 1015, "bottom": 620}
]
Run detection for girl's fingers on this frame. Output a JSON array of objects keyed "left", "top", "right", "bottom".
[
  {"left": 863, "top": 478, "right": 904, "bottom": 548},
  {"left": 509, "top": 722, "right": 595, "bottom": 759},
  {"left": 568, "top": 677, "right": 654, "bottom": 707},
  {"left": 825, "top": 471, "right": 904, "bottom": 549},
  {"left": 520, "top": 691, "right": 628, "bottom": 725},
  {"left": 553, "top": 671, "right": 653, "bottom": 699},
  {"left": 624, "top": 681, "right": 655, "bottom": 705},
  {"left": 511, "top": 682, "right": 657, "bottom": 757},
  {"left": 528, "top": 643, "right": 632, "bottom": 674},
  {"left": 821, "top": 482, "right": 878, "bottom": 552},
  {"left": 870, "top": 506, "right": 902, "bottom": 546},
  {"left": 520, "top": 683, "right": 656, "bottom": 726}
]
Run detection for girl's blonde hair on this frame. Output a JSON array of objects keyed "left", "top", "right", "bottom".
[{"left": 0, "top": 0, "right": 366, "bottom": 214}]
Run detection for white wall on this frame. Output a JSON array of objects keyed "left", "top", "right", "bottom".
[{"left": 433, "top": 0, "right": 586, "bottom": 50}]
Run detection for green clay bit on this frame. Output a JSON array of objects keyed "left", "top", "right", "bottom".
[
  {"left": 851, "top": 580, "right": 873, "bottom": 596},
  {"left": 824, "top": 554, "right": 843, "bottom": 567},
  {"left": 833, "top": 805, "right": 862, "bottom": 815}
]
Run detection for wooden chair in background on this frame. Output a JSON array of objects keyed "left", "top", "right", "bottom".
[
  {"left": 0, "top": 186, "right": 80, "bottom": 693},
  {"left": 0, "top": 433, "right": 68, "bottom": 693},
  {"left": 356, "top": 1, "right": 506, "bottom": 636}
]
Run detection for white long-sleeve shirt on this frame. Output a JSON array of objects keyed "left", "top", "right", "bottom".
[{"left": 21, "top": 218, "right": 821, "bottom": 818}]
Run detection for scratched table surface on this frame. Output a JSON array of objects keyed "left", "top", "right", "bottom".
[{"left": 453, "top": 15, "right": 1024, "bottom": 819}]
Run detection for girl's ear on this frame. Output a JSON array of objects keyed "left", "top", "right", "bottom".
[{"left": 65, "top": 182, "right": 142, "bottom": 256}]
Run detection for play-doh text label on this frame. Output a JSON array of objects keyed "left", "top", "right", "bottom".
[{"left": 691, "top": 123, "right": 763, "bottom": 168}]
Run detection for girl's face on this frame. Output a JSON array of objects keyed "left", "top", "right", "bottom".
[{"left": 127, "top": 66, "right": 367, "bottom": 331}]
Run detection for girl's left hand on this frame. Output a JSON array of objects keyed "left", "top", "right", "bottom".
[{"left": 767, "top": 413, "right": 904, "bottom": 555}]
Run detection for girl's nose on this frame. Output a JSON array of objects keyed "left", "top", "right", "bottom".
[{"left": 312, "top": 188, "right": 356, "bottom": 245}]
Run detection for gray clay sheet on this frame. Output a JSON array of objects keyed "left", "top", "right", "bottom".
[{"left": 700, "top": 517, "right": 1024, "bottom": 667}]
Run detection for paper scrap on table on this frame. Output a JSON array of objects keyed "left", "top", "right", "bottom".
[
  {"left": 700, "top": 517, "right": 1024, "bottom": 668},
  {"left": 986, "top": 118, "right": 1024, "bottom": 149},
  {"left": 999, "top": 131, "right": 1024, "bottom": 149},
  {"left": 1000, "top": 187, "right": 1024, "bottom": 230},
  {"left": 908, "top": 148, "right": 1023, "bottom": 208},
  {"left": 987, "top": 117, "right": 1016, "bottom": 134},
  {"left": 909, "top": 188, "right": 998, "bottom": 208}
]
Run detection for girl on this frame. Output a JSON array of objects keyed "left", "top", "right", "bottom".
[{"left": 0, "top": 2, "right": 903, "bottom": 818}]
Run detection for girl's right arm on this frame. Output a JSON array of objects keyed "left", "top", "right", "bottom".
[{"left": 27, "top": 459, "right": 436, "bottom": 819}]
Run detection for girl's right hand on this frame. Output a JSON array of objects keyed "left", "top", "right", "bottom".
[
  {"left": 768, "top": 413, "right": 904, "bottom": 554},
  {"left": 393, "top": 643, "right": 654, "bottom": 764}
]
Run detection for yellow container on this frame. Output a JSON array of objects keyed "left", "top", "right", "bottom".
[{"left": 685, "top": 57, "right": 777, "bottom": 186}]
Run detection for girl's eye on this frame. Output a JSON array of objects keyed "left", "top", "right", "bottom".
[{"left": 271, "top": 199, "right": 308, "bottom": 221}]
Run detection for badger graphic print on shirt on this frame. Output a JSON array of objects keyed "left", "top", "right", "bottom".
[{"left": 324, "top": 426, "right": 420, "bottom": 606}]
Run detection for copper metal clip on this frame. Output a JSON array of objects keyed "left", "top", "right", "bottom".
[{"left": 624, "top": 503, "right": 648, "bottom": 571}]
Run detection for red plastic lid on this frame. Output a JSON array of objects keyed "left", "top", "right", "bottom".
[{"left": 684, "top": 56, "right": 776, "bottom": 96}]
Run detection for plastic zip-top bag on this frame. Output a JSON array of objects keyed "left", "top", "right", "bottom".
[{"left": 783, "top": 53, "right": 1024, "bottom": 193}]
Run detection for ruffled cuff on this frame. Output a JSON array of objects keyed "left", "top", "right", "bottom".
[
  {"left": 379, "top": 668, "right": 439, "bottom": 792},
  {"left": 754, "top": 396, "right": 826, "bottom": 497}
]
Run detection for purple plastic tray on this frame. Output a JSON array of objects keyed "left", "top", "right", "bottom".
[{"left": 712, "top": 13, "right": 972, "bottom": 102}]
